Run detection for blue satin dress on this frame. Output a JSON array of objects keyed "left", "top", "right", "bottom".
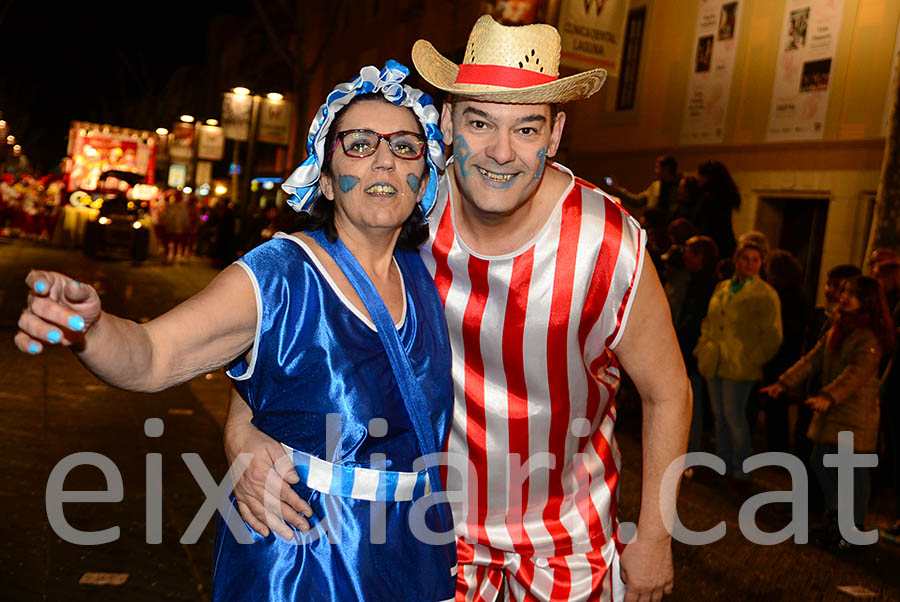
[{"left": 213, "top": 232, "right": 457, "bottom": 601}]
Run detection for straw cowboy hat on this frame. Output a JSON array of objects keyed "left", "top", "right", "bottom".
[{"left": 412, "top": 15, "right": 606, "bottom": 104}]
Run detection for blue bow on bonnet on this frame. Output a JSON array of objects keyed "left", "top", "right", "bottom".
[{"left": 281, "top": 60, "right": 445, "bottom": 218}]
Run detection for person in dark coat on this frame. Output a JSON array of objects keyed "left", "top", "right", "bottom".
[
  {"left": 876, "top": 259, "right": 900, "bottom": 541},
  {"left": 675, "top": 235, "right": 719, "bottom": 458},
  {"left": 694, "top": 160, "right": 740, "bottom": 260},
  {"left": 762, "top": 250, "right": 808, "bottom": 454}
]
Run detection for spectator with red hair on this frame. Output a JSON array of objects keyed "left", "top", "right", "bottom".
[{"left": 762, "top": 276, "right": 896, "bottom": 550}]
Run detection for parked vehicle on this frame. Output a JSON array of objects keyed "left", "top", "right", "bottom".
[{"left": 82, "top": 171, "right": 150, "bottom": 261}]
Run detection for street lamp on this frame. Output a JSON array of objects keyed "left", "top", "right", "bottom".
[
  {"left": 232, "top": 86, "right": 251, "bottom": 96},
  {"left": 205, "top": 118, "right": 219, "bottom": 126},
  {"left": 155, "top": 127, "right": 168, "bottom": 136},
  {"left": 6, "top": 135, "right": 14, "bottom": 145},
  {"left": 266, "top": 92, "right": 283, "bottom": 101},
  {"left": 180, "top": 114, "right": 195, "bottom": 123}
]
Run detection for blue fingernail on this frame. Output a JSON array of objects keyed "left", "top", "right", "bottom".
[
  {"left": 47, "top": 329, "right": 61, "bottom": 343},
  {"left": 28, "top": 343, "right": 39, "bottom": 354},
  {"left": 35, "top": 280, "right": 47, "bottom": 294},
  {"left": 68, "top": 315, "right": 85, "bottom": 331}
]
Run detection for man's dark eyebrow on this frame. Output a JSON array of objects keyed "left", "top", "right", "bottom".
[{"left": 460, "top": 106, "right": 547, "bottom": 125}]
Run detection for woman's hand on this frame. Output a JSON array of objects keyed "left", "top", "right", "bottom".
[
  {"left": 805, "top": 395, "right": 833, "bottom": 413},
  {"left": 759, "top": 383, "right": 786, "bottom": 398},
  {"left": 15, "top": 270, "right": 102, "bottom": 354}
]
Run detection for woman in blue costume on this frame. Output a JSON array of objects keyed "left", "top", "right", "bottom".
[{"left": 14, "top": 62, "right": 457, "bottom": 601}]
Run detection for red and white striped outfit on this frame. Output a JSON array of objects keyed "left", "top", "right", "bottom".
[{"left": 420, "top": 163, "right": 646, "bottom": 602}]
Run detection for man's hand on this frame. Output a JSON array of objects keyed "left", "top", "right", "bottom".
[
  {"left": 621, "top": 535, "right": 674, "bottom": 602},
  {"left": 224, "top": 394, "right": 314, "bottom": 539}
]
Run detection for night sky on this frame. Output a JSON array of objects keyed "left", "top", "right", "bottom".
[{"left": 0, "top": 0, "right": 255, "bottom": 173}]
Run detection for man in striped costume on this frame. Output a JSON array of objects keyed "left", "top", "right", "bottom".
[{"left": 224, "top": 16, "right": 691, "bottom": 602}]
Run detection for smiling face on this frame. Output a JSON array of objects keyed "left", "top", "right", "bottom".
[
  {"left": 838, "top": 282, "right": 861, "bottom": 313},
  {"left": 441, "top": 100, "right": 565, "bottom": 219},
  {"left": 320, "top": 99, "right": 427, "bottom": 238}
]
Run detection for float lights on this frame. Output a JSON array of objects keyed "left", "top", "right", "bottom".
[
  {"left": 180, "top": 115, "right": 195, "bottom": 123},
  {"left": 6, "top": 135, "right": 14, "bottom": 145},
  {"left": 205, "top": 119, "right": 219, "bottom": 126},
  {"left": 155, "top": 127, "right": 169, "bottom": 136},
  {"left": 266, "top": 92, "right": 283, "bottom": 101},
  {"left": 232, "top": 87, "right": 251, "bottom": 96},
  {"left": 183, "top": 186, "right": 193, "bottom": 194},
  {"left": 214, "top": 185, "right": 228, "bottom": 195}
]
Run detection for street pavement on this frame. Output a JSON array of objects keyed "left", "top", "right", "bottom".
[{"left": 1, "top": 236, "right": 899, "bottom": 601}]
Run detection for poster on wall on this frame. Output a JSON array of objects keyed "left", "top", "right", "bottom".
[
  {"left": 883, "top": 17, "right": 900, "bottom": 137},
  {"left": 766, "top": 0, "right": 844, "bottom": 142},
  {"left": 680, "top": 0, "right": 742, "bottom": 145},
  {"left": 558, "top": 0, "right": 629, "bottom": 76}
]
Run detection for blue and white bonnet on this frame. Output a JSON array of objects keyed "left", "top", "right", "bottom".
[{"left": 281, "top": 60, "right": 445, "bottom": 218}]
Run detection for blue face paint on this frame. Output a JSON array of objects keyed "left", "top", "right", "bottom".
[
  {"left": 535, "top": 147, "right": 547, "bottom": 180},
  {"left": 407, "top": 173, "right": 421, "bottom": 195},
  {"left": 338, "top": 175, "right": 360, "bottom": 193},
  {"left": 453, "top": 135, "right": 472, "bottom": 179}
]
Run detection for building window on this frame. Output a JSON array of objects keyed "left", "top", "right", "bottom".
[{"left": 616, "top": 7, "right": 646, "bottom": 111}]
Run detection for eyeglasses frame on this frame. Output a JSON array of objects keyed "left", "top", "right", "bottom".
[{"left": 329, "top": 129, "right": 427, "bottom": 162}]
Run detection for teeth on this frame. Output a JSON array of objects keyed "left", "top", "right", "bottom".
[
  {"left": 365, "top": 184, "right": 397, "bottom": 194},
  {"left": 477, "top": 167, "right": 514, "bottom": 182}
]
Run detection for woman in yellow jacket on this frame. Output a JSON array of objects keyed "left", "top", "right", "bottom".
[{"left": 694, "top": 240, "right": 782, "bottom": 483}]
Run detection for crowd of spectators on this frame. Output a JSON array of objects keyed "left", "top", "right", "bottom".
[
  {"left": 609, "top": 156, "right": 900, "bottom": 555},
  {"left": 0, "top": 173, "right": 66, "bottom": 240},
  {"left": 0, "top": 171, "right": 300, "bottom": 270}
]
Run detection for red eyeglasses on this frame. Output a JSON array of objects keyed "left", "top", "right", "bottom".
[{"left": 331, "top": 129, "right": 426, "bottom": 161}]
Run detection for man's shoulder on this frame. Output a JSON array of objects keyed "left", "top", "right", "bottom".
[{"left": 567, "top": 175, "right": 641, "bottom": 230}]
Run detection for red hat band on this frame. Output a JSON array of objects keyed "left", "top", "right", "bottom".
[{"left": 454, "top": 64, "right": 558, "bottom": 89}]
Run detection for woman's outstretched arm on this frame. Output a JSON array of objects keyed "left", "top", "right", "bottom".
[{"left": 15, "top": 265, "right": 257, "bottom": 393}]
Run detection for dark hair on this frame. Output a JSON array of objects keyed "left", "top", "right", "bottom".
[
  {"left": 717, "top": 257, "right": 735, "bottom": 281},
  {"left": 296, "top": 94, "right": 429, "bottom": 249},
  {"left": 697, "top": 160, "right": 741, "bottom": 210},
  {"left": 874, "top": 259, "right": 900, "bottom": 280},
  {"left": 669, "top": 217, "right": 699, "bottom": 244},
  {"left": 827, "top": 264, "right": 862, "bottom": 281},
  {"left": 656, "top": 155, "right": 678, "bottom": 175},
  {"left": 764, "top": 250, "right": 803, "bottom": 291},
  {"left": 686, "top": 235, "right": 719, "bottom": 272},
  {"left": 842, "top": 275, "right": 896, "bottom": 353},
  {"left": 642, "top": 207, "right": 668, "bottom": 230}
]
